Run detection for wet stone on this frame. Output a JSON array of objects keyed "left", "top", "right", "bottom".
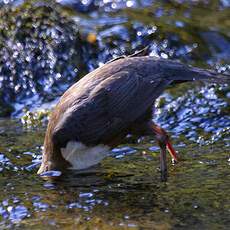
[{"left": 0, "top": 1, "right": 93, "bottom": 116}]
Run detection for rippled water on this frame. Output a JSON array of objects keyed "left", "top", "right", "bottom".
[
  {"left": 0, "top": 119, "right": 229, "bottom": 229},
  {"left": 0, "top": 0, "right": 230, "bottom": 229}
]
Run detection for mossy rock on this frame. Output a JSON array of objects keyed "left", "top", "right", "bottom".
[{"left": 0, "top": 0, "right": 94, "bottom": 116}]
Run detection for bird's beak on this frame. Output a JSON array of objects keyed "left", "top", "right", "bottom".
[{"left": 166, "top": 140, "right": 178, "bottom": 162}]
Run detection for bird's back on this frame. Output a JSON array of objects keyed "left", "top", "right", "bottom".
[
  {"left": 45, "top": 56, "right": 230, "bottom": 149},
  {"left": 47, "top": 57, "right": 170, "bottom": 148}
]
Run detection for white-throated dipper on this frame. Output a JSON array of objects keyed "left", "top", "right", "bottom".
[{"left": 37, "top": 51, "right": 230, "bottom": 181}]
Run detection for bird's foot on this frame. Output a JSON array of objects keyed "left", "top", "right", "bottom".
[{"left": 150, "top": 123, "right": 179, "bottom": 181}]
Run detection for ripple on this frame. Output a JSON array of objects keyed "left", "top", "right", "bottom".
[
  {"left": 39, "top": 170, "right": 62, "bottom": 177},
  {"left": 7, "top": 205, "right": 29, "bottom": 223}
]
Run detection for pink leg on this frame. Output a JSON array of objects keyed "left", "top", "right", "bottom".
[{"left": 150, "top": 123, "right": 178, "bottom": 181}]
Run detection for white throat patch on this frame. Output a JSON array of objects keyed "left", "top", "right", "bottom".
[{"left": 61, "top": 141, "right": 110, "bottom": 170}]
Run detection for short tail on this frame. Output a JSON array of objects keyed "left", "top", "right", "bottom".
[{"left": 162, "top": 60, "right": 230, "bottom": 84}]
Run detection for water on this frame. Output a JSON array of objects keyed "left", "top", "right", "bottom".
[
  {"left": 0, "top": 0, "right": 230, "bottom": 229},
  {"left": 0, "top": 118, "right": 229, "bottom": 229}
]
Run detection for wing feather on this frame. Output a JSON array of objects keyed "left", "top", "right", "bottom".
[{"left": 54, "top": 70, "right": 168, "bottom": 146}]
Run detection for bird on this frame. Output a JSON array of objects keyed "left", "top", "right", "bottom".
[{"left": 37, "top": 50, "right": 230, "bottom": 181}]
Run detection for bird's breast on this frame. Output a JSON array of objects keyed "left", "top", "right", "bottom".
[{"left": 60, "top": 141, "right": 110, "bottom": 170}]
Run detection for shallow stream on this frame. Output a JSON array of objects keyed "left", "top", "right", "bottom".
[{"left": 0, "top": 0, "right": 229, "bottom": 229}]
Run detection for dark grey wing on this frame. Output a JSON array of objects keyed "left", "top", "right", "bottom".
[
  {"left": 104, "top": 70, "right": 169, "bottom": 123},
  {"left": 53, "top": 70, "right": 169, "bottom": 146}
]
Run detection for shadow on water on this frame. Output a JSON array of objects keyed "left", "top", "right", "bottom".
[{"left": 0, "top": 0, "right": 230, "bottom": 229}]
